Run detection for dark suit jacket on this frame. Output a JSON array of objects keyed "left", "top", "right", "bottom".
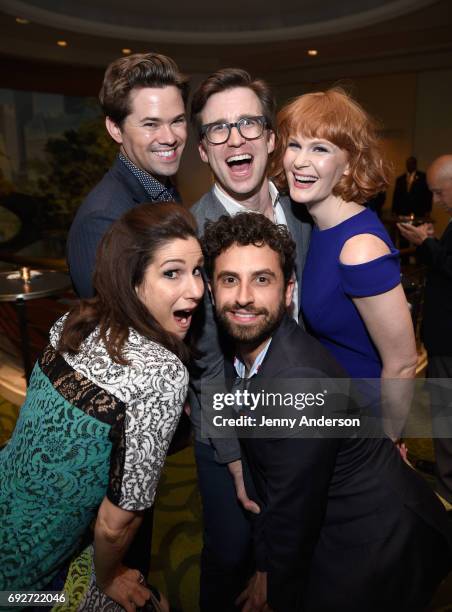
[
  {"left": 419, "top": 222, "right": 452, "bottom": 355},
  {"left": 233, "top": 315, "right": 452, "bottom": 611},
  {"left": 392, "top": 171, "right": 432, "bottom": 217},
  {"left": 188, "top": 187, "right": 312, "bottom": 463},
  {"left": 66, "top": 156, "right": 149, "bottom": 298}
]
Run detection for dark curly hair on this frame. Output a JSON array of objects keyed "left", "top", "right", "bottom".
[{"left": 202, "top": 212, "right": 296, "bottom": 286}]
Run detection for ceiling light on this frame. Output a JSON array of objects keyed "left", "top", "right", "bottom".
[
  {"left": 307, "top": 49, "right": 318, "bottom": 56},
  {"left": 122, "top": 48, "right": 132, "bottom": 55},
  {"left": 16, "top": 17, "right": 30, "bottom": 24},
  {"left": 57, "top": 40, "right": 68, "bottom": 47}
]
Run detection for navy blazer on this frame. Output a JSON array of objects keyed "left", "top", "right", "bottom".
[
  {"left": 67, "top": 156, "right": 149, "bottom": 298},
  {"left": 234, "top": 315, "right": 452, "bottom": 611}
]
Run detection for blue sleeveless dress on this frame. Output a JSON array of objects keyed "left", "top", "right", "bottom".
[{"left": 301, "top": 208, "right": 400, "bottom": 378}]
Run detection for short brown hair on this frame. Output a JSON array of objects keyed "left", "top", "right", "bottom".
[
  {"left": 190, "top": 68, "right": 276, "bottom": 139},
  {"left": 202, "top": 212, "right": 296, "bottom": 287},
  {"left": 59, "top": 202, "right": 198, "bottom": 365},
  {"left": 270, "top": 88, "right": 391, "bottom": 204},
  {"left": 99, "top": 53, "right": 189, "bottom": 126}
]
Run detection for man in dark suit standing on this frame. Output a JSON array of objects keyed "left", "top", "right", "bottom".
[
  {"left": 188, "top": 68, "right": 311, "bottom": 610},
  {"left": 392, "top": 155, "right": 432, "bottom": 218},
  {"left": 67, "top": 52, "right": 188, "bottom": 298},
  {"left": 203, "top": 211, "right": 451, "bottom": 612},
  {"left": 398, "top": 154, "right": 452, "bottom": 507}
]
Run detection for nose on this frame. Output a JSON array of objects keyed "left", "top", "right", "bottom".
[
  {"left": 235, "top": 280, "right": 254, "bottom": 307},
  {"left": 227, "top": 124, "right": 246, "bottom": 147},
  {"left": 158, "top": 123, "right": 177, "bottom": 145},
  {"left": 186, "top": 274, "right": 204, "bottom": 302},
  {"left": 293, "top": 150, "right": 311, "bottom": 169}
]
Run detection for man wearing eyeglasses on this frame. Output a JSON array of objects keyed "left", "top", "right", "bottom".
[{"left": 189, "top": 68, "right": 311, "bottom": 611}]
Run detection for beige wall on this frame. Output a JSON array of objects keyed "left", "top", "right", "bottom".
[{"left": 415, "top": 68, "right": 452, "bottom": 233}]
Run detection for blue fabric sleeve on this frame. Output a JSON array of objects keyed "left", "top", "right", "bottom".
[{"left": 339, "top": 251, "right": 401, "bottom": 297}]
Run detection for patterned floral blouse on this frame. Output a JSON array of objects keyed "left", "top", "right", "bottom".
[{"left": 0, "top": 314, "right": 188, "bottom": 593}]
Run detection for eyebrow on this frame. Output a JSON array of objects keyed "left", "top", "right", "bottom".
[
  {"left": 160, "top": 255, "right": 204, "bottom": 267},
  {"left": 216, "top": 269, "right": 277, "bottom": 279},
  {"left": 206, "top": 114, "right": 259, "bottom": 125},
  {"left": 160, "top": 258, "right": 186, "bottom": 267},
  {"left": 139, "top": 113, "right": 186, "bottom": 124}
]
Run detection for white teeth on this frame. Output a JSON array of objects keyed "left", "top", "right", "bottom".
[
  {"left": 294, "top": 174, "right": 318, "bottom": 183},
  {"left": 154, "top": 150, "right": 175, "bottom": 157},
  {"left": 227, "top": 154, "right": 252, "bottom": 163}
]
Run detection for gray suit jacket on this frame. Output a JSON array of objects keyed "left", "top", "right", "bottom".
[{"left": 189, "top": 186, "right": 312, "bottom": 462}]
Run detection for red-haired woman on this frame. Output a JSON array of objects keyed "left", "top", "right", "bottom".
[{"left": 271, "top": 89, "right": 417, "bottom": 425}]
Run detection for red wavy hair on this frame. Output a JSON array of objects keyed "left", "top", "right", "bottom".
[{"left": 270, "top": 88, "right": 391, "bottom": 204}]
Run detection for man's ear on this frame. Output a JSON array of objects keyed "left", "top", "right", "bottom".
[
  {"left": 285, "top": 275, "right": 295, "bottom": 308},
  {"left": 267, "top": 129, "right": 276, "bottom": 155},
  {"left": 105, "top": 116, "right": 123, "bottom": 145},
  {"left": 198, "top": 141, "right": 209, "bottom": 164}
]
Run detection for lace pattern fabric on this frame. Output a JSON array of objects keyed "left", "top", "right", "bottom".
[{"left": 50, "top": 315, "right": 188, "bottom": 510}]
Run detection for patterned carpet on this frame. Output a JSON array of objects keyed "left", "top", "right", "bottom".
[{"left": 1, "top": 396, "right": 451, "bottom": 611}]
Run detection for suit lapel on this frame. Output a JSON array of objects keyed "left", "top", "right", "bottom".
[{"left": 204, "top": 188, "right": 229, "bottom": 222}]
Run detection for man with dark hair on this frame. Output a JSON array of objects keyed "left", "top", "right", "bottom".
[
  {"left": 203, "top": 211, "right": 452, "bottom": 612},
  {"left": 188, "top": 68, "right": 311, "bottom": 610},
  {"left": 392, "top": 156, "right": 432, "bottom": 218},
  {"left": 67, "top": 52, "right": 188, "bottom": 298}
]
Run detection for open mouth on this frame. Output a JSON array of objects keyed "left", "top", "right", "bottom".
[
  {"left": 294, "top": 173, "right": 318, "bottom": 186},
  {"left": 173, "top": 308, "right": 195, "bottom": 328},
  {"left": 226, "top": 153, "right": 253, "bottom": 175}
]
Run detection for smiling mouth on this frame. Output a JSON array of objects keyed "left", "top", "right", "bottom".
[
  {"left": 294, "top": 173, "right": 318, "bottom": 185},
  {"left": 227, "top": 309, "right": 265, "bottom": 323},
  {"left": 153, "top": 149, "right": 178, "bottom": 160}
]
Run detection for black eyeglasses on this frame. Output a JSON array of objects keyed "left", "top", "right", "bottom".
[{"left": 200, "top": 115, "right": 267, "bottom": 145}]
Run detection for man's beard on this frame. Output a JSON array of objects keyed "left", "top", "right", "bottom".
[{"left": 216, "top": 299, "right": 287, "bottom": 349}]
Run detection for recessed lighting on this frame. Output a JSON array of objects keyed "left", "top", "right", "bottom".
[
  {"left": 16, "top": 17, "right": 30, "bottom": 24},
  {"left": 307, "top": 49, "right": 318, "bottom": 56},
  {"left": 57, "top": 40, "right": 68, "bottom": 47},
  {"left": 122, "top": 48, "right": 132, "bottom": 55}
]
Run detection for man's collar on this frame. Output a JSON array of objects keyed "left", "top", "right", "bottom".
[
  {"left": 234, "top": 338, "right": 272, "bottom": 379},
  {"left": 213, "top": 180, "right": 279, "bottom": 216},
  {"left": 119, "top": 152, "right": 179, "bottom": 201}
]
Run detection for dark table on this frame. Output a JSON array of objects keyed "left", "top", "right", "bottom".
[{"left": 0, "top": 269, "right": 71, "bottom": 383}]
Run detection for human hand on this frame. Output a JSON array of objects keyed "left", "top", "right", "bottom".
[
  {"left": 236, "top": 571, "right": 272, "bottom": 612},
  {"left": 228, "top": 460, "right": 260, "bottom": 514},
  {"left": 397, "top": 222, "right": 431, "bottom": 245},
  {"left": 424, "top": 222, "right": 435, "bottom": 237},
  {"left": 183, "top": 401, "right": 191, "bottom": 417},
  {"left": 394, "top": 440, "right": 413, "bottom": 467},
  {"left": 100, "top": 566, "right": 151, "bottom": 612}
]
